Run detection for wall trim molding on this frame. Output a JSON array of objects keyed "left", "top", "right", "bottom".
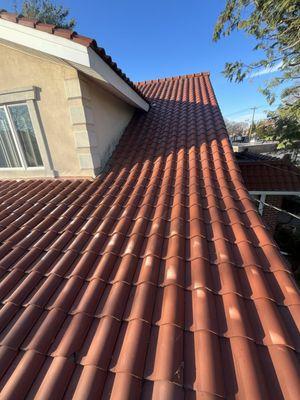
[
  {"left": 64, "top": 76, "right": 99, "bottom": 175},
  {"left": 0, "top": 86, "right": 38, "bottom": 104}
]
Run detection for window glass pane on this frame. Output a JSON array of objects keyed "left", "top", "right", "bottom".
[
  {"left": 0, "top": 108, "right": 22, "bottom": 168},
  {"left": 9, "top": 104, "right": 43, "bottom": 167}
]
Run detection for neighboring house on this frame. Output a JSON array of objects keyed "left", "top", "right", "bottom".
[
  {"left": 232, "top": 141, "right": 278, "bottom": 153},
  {"left": 0, "top": 11, "right": 299, "bottom": 400},
  {"left": 236, "top": 150, "right": 300, "bottom": 232}
]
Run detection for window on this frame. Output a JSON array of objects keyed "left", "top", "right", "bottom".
[{"left": 0, "top": 103, "right": 43, "bottom": 168}]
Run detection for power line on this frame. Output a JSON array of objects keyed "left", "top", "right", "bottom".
[
  {"left": 257, "top": 161, "right": 300, "bottom": 178},
  {"left": 253, "top": 198, "right": 300, "bottom": 221},
  {"left": 224, "top": 103, "right": 281, "bottom": 119},
  {"left": 240, "top": 157, "right": 300, "bottom": 178},
  {"left": 224, "top": 106, "right": 264, "bottom": 118}
]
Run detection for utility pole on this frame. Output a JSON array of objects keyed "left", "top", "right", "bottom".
[{"left": 248, "top": 107, "right": 257, "bottom": 140}]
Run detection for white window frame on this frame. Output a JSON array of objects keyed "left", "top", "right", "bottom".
[
  {"left": 0, "top": 86, "right": 53, "bottom": 175},
  {"left": 0, "top": 103, "right": 43, "bottom": 170}
]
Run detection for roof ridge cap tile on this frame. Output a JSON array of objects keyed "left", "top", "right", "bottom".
[
  {"left": 136, "top": 72, "right": 211, "bottom": 86},
  {"left": 16, "top": 15, "right": 38, "bottom": 28},
  {"left": 0, "top": 10, "right": 18, "bottom": 22}
]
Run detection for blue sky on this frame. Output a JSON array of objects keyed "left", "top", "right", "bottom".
[{"left": 3, "top": 0, "right": 282, "bottom": 122}]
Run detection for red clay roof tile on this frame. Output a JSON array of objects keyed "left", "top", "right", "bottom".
[
  {"left": 237, "top": 153, "right": 300, "bottom": 192},
  {"left": 0, "top": 73, "right": 299, "bottom": 399}
]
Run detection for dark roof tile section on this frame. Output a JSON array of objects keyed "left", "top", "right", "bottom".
[
  {"left": 0, "top": 73, "right": 299, "bottom": 399},
  {"left": 0, "top": 10, "right": 146, "bottom": 102},
  {"left": 236, "top": 152, "right": 300, "bottom": 192},
  {"left": 235, "top": 150, "right": 280, "bottom": 162}
]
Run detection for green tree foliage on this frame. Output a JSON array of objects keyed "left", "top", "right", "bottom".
[
  {"left": 256, "top": 107, "right": 300, "bottom": 154},
  {"left": 14, "top": 0, "right": 75, "bottom": 29},
  {"left": 213, "top": 1, "right": 300, "bottom": 117}
]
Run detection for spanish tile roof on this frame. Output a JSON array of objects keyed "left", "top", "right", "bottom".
[
  {"left": 236, "top": 151, "right": 300, "bottom": 192},
  {"left": 0, "top": 73, "right": 299, "bottom": 400},
  {"left": 0, "top": 10, "right": 147, "bottom": 102}
]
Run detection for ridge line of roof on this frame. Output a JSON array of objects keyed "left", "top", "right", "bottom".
[{"left": 136, "top": 72, "right": 211, "bottom": 86}]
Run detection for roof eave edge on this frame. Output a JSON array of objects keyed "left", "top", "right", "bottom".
[
  {"left": 87, "top": 47, "right": 149, "bottom": 111},
  {"left": 0, "top": 17, "right": 149, "bottom": 111}
]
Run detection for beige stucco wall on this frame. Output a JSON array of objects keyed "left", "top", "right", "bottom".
[
  {"left": 0, "top": 42, "right": 83, "bottom": 178},
  {"left": 79, "top": 74, "right": 135, "bottom": 173},
  {"left": 0, "top": 42, "right": 135, "bottom": 178}
]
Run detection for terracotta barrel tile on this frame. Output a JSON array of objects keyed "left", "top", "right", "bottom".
[
  {"left": 0, "top": 346, "right": 18, "bottom": 381},
  {"left": 266, "top": 345, "right": 300, "bottom": 400},
  {"left": 96, "top": 282, "right": 131, "bottom": 320},
  {"left": 141, "top": 234, "right": 164, "bottom": 258},
  {"left": 184, "top": 331, "right": 225, "bottom": 396},
  {"left": 254, "top": 298, "right": 298, "bottom": 349},
  {"left": 23, "top": 308, "right": 66, "bottom": 354},
  {"left": 124, "top": 282, "right": 156, "bottom": 323},
  {"left": 187, "top": 258, "right": 214, "bottom": 291},
  {"left": 159, "top": 257, "right": 185, "bottom": 287},
  {"left": 79, "top": 316, "right": 121, "bottom": 369},
  {"left": 228, "top": 337, "right": 269, "bottom": 399},
  {"left": 50, "top": 313, "right": 93, "bottom": 357},
  {"left": 0, "top": 351, "right": 45, "bottom": 400},
  {"left": 102, "top": 372, "right": 142, "bottom": 400},
  {"left": 185, "top": 288, "right": 220, "bottom": 333},
  {"left": 221, "top": 293, "right": 254, "bottom": 339},
  {"left": 31, "top": 249, "right": 60, "bottom": 274},
  {"left": 0, "top": 305, "right": 42, "bottom": 349},
  {"left": 33, "top": 356, "right": 75, "bottom": 400},
  {"left": 0, "top": 303, "right": 19, "bottom": 330},
  {"left": 10, "top": 247, "right": 43, "bottom": 273},
  {"left": 142, "top": 380, "right": 184, "bottom": 400},
  {"left": 69, "top": 279, "right": 106, "bottom": 315},
  {"left": 189, "top": 236, "right": 209, "bottom": 261},
  {"left": 153, "top": 285, "right": 185, "bottom": 328},
  {"left": 145, "top": 325, "right": 184, "bottom": 384},
  {"left": 110, "top": 320, "right": 151, "bottom": 377},
  {"left": 133, "top": 256, "right": 160, "bottom": 286},
  {"left": 0, "top": 72, "right": 299, "bottom": 397},
  {"left": 242, "top": 265, "right": 275, "bottom": 302},
  {"left": 0, "top": 247, "right": 27, "bottom": 273},
  {"left": 48, "top": 276, "right": 84, "bottom": 313},
  {"left": 271, "top": 270, "right": 300, "bottom": 306},
  {"left": 70, "top": 251, "right": 100, "bottom": 279},
  {"left": 4, "top": 271, "right": 42, "bottom": 306},
  {"left": 88, "top": 253, "right": 117, "bottom": 282},
  {"left": 67, "top": 365, "right": 107, "bottom": 400},
  {"left": 0, "top": 269, "right": 24, "bottom": 301},
  {"left": 216, "top": 262, "right": 242, "bottom": 295}
]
